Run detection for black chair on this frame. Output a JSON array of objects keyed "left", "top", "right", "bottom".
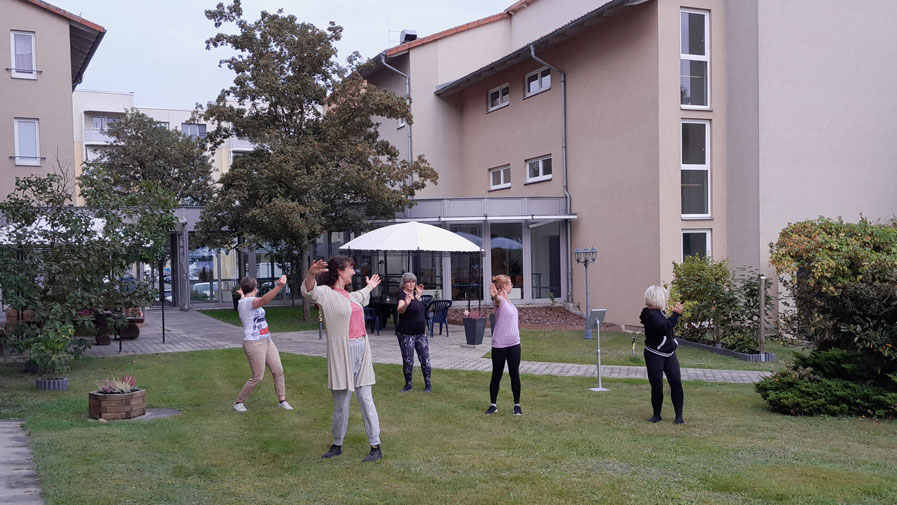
[
  {"left": 420, "top": 294, "right": 434, "bottom": 306},
  {"left": 425, "top": 300, "right": 452, "bottom": 337},
  {"left": 363, "top": 307, "right": 380, "bottom": 335}
]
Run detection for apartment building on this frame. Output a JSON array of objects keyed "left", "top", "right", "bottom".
[
  {"left": 0, "top": 0, "right": 104, "bottom": 198},
  {"left": 361, "top": 0, "right": 897, "bottom": 327}
]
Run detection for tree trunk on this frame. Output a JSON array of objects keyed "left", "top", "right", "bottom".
[{"left": 301, "top": 248, "right": 312, "bottom": 322}]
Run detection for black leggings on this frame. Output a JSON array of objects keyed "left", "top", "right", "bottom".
[
  {"left": 644, "top": 350, "right": 684, "bottom": 416},
  {"left": 490, "top": 344, "right": 521, "bottom": 404},
  {"left": 396, "top": 332, "right": 431, "bottom": 386}
]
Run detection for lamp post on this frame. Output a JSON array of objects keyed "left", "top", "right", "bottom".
[{"left": 574, "top": 247, "right": 598, "bottom": 340}]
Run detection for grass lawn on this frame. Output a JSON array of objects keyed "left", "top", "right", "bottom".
[
  {"left": 501, "top": 330, "right": 808, "bottom": 371},
  {"left": 1, "top": 351, "right": 895, "bottom": 504},
  {"left": 199, "top": 305, "right": 321, "bottom": 332}
]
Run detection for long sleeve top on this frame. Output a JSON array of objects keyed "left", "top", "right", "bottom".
[{"left": 639, "top": 307, "right": 680, "bottom": 357}]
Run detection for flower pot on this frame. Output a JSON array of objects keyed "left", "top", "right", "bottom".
[
  {"left": 119, "top": 322, "right": 140, "bottom": 340},
  {"left": 463, "top": 317, "right": 486, "bottom": 345},
  {"left": 36, "top": 377, "right": 68, "bottom": 391},
  {"left": 89, "top": 389, "right": 146, "bottom": 420},
  {"left": 94, "top": 313, "right": 111, "bottom": 345}
]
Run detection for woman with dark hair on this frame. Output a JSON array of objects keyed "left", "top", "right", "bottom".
[
  {"left": 233, "top": 274, "right": 292, "bottom": 412},
  {"left": 301, "top": 256, "right": 384, "bottom": 463},
  {"left": 395, "top": 272, "right": 431, "bottom": 393},
  {"left": 639, "top": 285, "right": 685, "bottom": 424},
  {"left": 486, "top": 274, "right": 522, "bottom": 416}
]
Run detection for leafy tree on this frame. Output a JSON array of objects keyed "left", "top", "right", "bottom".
[
  {"left": 87, "top": 110, "right": 214, "bottom": 205},
  {"left": 0, "top": 158, "right": 175, "bottom": 373},
  {"left": 195, "top": 1, "right": 437, "bottom": 316}
]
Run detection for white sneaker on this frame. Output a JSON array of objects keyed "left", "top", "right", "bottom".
[
  {"left": 233, "top": 402, "right": 247, "bottom": 412},
  {"left": 278, "top": 401, "right": 294, "bottom": 410}
]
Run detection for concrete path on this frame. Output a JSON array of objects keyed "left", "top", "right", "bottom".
[
  {"left": 0, "top": 420, "right": 44, "bottom": 505},
  {"left": 83, "top": 308, "right": 772, "bottom": 384}
]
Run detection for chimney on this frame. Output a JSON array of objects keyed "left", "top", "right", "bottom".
[{"left": 400, "top": 29, "right": 417, "bottom": 44}]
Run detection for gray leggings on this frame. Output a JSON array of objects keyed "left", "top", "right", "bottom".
[{"left": 331, "top": 337, "right": 381, "bottom": 446}]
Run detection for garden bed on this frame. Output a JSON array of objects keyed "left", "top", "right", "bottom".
[{"left": 676, "top": 337, "right": 775, "bottom": 362}]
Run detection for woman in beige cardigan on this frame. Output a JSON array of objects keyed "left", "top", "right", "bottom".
[{"left": 302, "top": 256, "right": 383, "bottom": 463}]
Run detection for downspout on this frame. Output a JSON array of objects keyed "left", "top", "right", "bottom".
[
  {"left": 380, "top": 53, "right": 414, "bottom": 193},
  {"left": 530, "top": 45, "right": 574, "bottom": 304}
]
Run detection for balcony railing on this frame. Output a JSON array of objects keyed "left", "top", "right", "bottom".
[{"left": 83, "top": 128, "right": 113, "bottom": 144}]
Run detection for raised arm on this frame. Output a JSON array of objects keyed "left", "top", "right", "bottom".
[
  {"left": 252, "top": 275, "right": 287, "bottom": 309},
  {"left": 303, "top": 260, "right": 328, "bottom": 293}
]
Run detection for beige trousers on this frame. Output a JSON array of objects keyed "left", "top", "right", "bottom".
[{"left": 237, "top": 338, "right": 285, "bottom": 403}]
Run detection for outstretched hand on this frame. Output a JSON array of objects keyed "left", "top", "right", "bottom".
[
  {"left": 489, "top": 282, "right": 499, "bottom": 298},
  {"left": 276, "top": 274, "right": 287, "bottom": 287},
  {"left": 365, "top": 274, "right": 382, "bottom": 290},
  {"left": 415, "top": 283, "right": 425, "bottom": 297},
  {"left": 671, "top": 302, "right": 683, "bottom": 314},
  {"left": 308, "top": 259, "right": 328, "bottom": 276}
]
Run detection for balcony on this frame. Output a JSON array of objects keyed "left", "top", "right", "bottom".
[
  {"left": 83, "top": 128, "right": 113, "bottom": 145},
  {"left": 229, "top": 136, "right": 253, "bottom": 152}
]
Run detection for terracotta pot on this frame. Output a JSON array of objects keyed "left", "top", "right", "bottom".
[{"left": 88, "top": 389, "right": 146, "bottom": 420}]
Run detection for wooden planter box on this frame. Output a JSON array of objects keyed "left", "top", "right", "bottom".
[{"left": 89, "top": 389, "right": 146, "bottom": 420}]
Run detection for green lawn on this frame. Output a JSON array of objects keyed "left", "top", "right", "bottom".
[
  {"left": 499, "top": 330, "right": 807, "bottom": 371},
  {"left": 198, "top": 305, "right": 321, "bottom": 332},
  {"left": 1, "top": 351, "right": 894, "bottom": 504}
]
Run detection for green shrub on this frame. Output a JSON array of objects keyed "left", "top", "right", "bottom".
[
  {"left": 755, "top": 368, "right": 897, "bottom": 418},
  {"left": 721, "top": 331, "right": 760, "bottom": 354}
]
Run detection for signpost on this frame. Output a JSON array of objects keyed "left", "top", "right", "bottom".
[{"left": 587, "top": 308, "right": 609, "bottom": 392}]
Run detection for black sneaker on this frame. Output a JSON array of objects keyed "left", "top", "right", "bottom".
[
  {"left": 424, "top": 385, "right": 432, "bottom": 393},
  {"left": 675, "top": 415, "right": 685, "bottom": 425},
  {"left": 321, "top": 444, "right": 342, "bottom": 458},
  {"left": 362, "top": 445, "right": 382, "bottom": 462},
  {"left": 399, "top": 384, "right": 412, "bottom": 393},
  {"left": 485, "top": 405, "right": 497, "bottom": 415},
  {"left": 513, "top": 405, "right": 523, "bottom": 416}
]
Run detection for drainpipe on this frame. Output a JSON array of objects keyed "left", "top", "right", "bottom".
[
  {"left": 530, "top": 45, "right": 574, "bottom": 304},
  {"left": 380, "top": 53, "right": 414, "bottom": 192}
]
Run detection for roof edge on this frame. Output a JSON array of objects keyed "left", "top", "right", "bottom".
[
  {"left": 24, "top": 0, "right": 106, "bottom": 33},
  {"left": 384, "top": 12, "right": 509, "bottom": 57}
]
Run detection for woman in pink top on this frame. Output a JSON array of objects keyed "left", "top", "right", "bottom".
[{"left": 486, "top": 274, "right": 523, "bottom": 416}]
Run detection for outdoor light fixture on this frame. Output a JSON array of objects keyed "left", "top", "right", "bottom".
[{"left": 573, "top": 247, "right": 598, "bottom": 340}]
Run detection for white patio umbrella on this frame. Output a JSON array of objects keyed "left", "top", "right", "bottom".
[{"left": 339, "top": 221, "right": 481, "bottom": 253}]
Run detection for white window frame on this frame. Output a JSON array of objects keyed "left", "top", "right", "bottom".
[
  {"left": 181, "top": 123, "right": 207, "bottom": 139},
  {"left": 680, "top": 9, "right": 710, "bottom": 109},
  {"left": 681, "top": 119, "right": 711, "bottom": 218},
  {"left": 397, "top": 117, "right": 406, "bottom": 129},
  {"left": 682, "top": 229, "right": 711, "bottom": 260},
  {"left": 13, "top": 118, "right": 40, "bottom": 166},
  {"left": 489, "top": 165, "right": 511, "bottom": 190},
  {"left": 487, "top": 83, "right": 510, "bottom": 112},
  {"left": 525, "top": 155, "right": 552, "bottom": 183},
  {"left": 10, "top": 31, "right": 36, "bottom": 79},
  {"left": 524, "top": 66, "right": 551, "bottom": 98}
]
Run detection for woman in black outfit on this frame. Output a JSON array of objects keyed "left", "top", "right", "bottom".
[
  {"left": 639, "top": 285, "right": 685, "bottom": 424},
  {"left": 395, "top": 272, "right": 432, "bottom": 392}
]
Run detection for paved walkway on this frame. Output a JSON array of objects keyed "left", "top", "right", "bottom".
[
  {"left": 0, "top": 420, "right": 44, "bottom": 505},
  {"left": 83, "top": 308, "right": 772, "bottom": 384}
]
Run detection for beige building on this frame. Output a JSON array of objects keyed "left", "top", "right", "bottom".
[
  {"left": 0, "top": 0, "right": 104, "bottom": 197},
  {"left": 361, "top": 0, "right": 897, "bottom": 327}
]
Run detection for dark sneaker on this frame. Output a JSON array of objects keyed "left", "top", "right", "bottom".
[
  {"left": 675, "top": 415, "right": 685, "bottom": 425},
  {"left": 424, "top": 385, "right": 432, "bottom": 393},
  {"left": 321, "top": 444, "right": 342, "bottom": 458},
  {"left": 648, "top": 415, "right": 662, "bottom": 423},
  {"left": 513, "top": 405, "right": 523, "bottom": 416},
  {"left": 399, "top": 384, "right": 412, "bottom": 393},
  {"left": 362, "top": 445, "right": 382, "bottom": 462},
  {"left": 485, "top": 405, "right": 498, "bottom": 415}
]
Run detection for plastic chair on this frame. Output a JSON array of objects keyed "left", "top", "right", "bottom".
[
  {"left": 426, "top": 300, "right": 452, "bottom": 337},
  {"left": 363, "top": 307, "right": 380, "bottom": 335},
  {"left": 420, "top": 294, "right": 434, "bottom": 306}
]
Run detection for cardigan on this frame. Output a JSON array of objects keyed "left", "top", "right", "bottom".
[{"left": 301, "top": 280, "right": 375, "bottom": 391}]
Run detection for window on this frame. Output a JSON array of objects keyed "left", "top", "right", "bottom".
[
  {"left": 682, "top": 230, "right": 711, "bottom": 259},
  {"left": 92, "top": 116, "right": 120, "bottom": 131},
  {"left": 525, "top": 155, "right": 552, "bottom": 183},
  {"left": 524, "top": 66, "right": 550, "bottom": 97},
  {"left": 10, "top": 31, "right": 36, "bottom": 79},
  {"left": 155, "top": 121, "right": 169, "bottom": 129},
  {"left": 181, "top": 123, "right": 207, "bottom": 139},
  {"left": 397, "top": 117, "right": 406, "bottom": 129},
  {"left": 13, "top": 118, "right": 40, "bottom": 166},
  {"left": 489, "top": 165, "right": 511, "bottom": 190},
  {"left": 487, "top": 83, "right": 510, "bottom": 112},
  {"left": 681, "top": 120, "right": 710, "bottom": 217},
  {"left": 680, "top": 9, "right": 709, "bottom": 108}
]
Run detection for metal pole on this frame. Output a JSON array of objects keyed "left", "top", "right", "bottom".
[
  {"left": 759, "top": 274, "right": 767, "bottom": 361},
  {"left": 584, "top": 261, "right": 593, "bottom": 340},
  {"left": 589, "top": 313, "right": 609, "bottom": 392},
  {"left": 160, "top": 258, "right": 166, "bottom": 344}
]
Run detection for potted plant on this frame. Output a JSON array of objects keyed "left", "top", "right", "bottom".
[
  {"left": 462, "top": 309, "right": 486, "bottom": 345},
  {"left": 89, "top": 373, "right": 146, "bottom": 420}
]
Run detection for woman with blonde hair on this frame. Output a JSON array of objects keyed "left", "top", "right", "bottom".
[
  {"left": 486, "top": 274, "right": 522, "bottom": 415},
  {"left": 639, "top": 285, "right": 684, "bottom": 424}
]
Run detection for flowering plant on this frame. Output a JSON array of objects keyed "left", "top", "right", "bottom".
[
  {"left": 96, "top": 373, "right": 138, "bottom": 394},
  {"left": 463, "top": 310, "right": 483, "bottom": 319}
]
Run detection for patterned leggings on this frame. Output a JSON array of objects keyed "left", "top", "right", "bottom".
[{"left": 396, "top": 332, "right": 431, "bottom": 386}]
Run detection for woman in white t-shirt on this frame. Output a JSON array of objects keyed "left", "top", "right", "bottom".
[{"left": 233, "top": 274, "right": 293, "bottom": 412}]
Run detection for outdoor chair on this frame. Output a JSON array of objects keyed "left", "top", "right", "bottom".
[
  {"left": 420, "top": 294, "right": 434, "bottom": 306},
  {"left": 363, "top": 307, "right": 380, "bottom": 335},
  {"left": 425, "top": 300, "right": 452, "bottom": 337}
]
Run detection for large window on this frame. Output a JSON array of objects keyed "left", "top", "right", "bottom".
[
  {"left": 489, "top": 165, "right": 511, "bottom": 190},
  {"left": 13, "top": 118, "right": 40, "bottom": 166},
  {"left": 92, "top": 116, "right": 120, "bottom": 131},
  {"left": 524, "top": 66, "right": 551, "bottom": 97},
  {"left": 490, "top": 223, "right": 523, "bottom": 299},
  {"left": 680, "top": 9, "right": 709, "bottom": 108},
  {"left": 181, "top": 123, "right": 207, "bottom": 139},
  {"left": 526, "top": 155, "right": 552, "bottom": 183},
  {"left": 682, "top": 230, "right": 710, "bottom": 259},
  {"left": 450, "top": 224, "right": 483, "bottom": 301},
  {"left": 488, "top": 83, "right": 510, "bottom": 112},
  {"left": 530, "top": 222, "right": 561, "bottom": 299},
  {"left": 681, "top": 120, "right": 710, "bottom": 217},
  {"left": 10, "top": 31, "right": 36, "bottom": 79}
]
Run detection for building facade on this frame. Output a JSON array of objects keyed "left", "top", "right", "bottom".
[{"left": 363, "top": 0, "right": 897, "bottom": 327}]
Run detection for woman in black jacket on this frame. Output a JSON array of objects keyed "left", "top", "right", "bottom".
[{"left": 639, "top": 285, "right": 685, "bottom": 424}]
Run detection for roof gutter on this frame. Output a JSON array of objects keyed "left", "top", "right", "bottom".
[
  {"left": 529, "top": 44, "right": 574, "bottom": 304},
  {"left": 380, "top": 53, "right": 414, "bottom": 193}
]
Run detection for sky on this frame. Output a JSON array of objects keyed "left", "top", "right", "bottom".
[{"left": 49, "top": 0, "right": 512, "bottom": 110}]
